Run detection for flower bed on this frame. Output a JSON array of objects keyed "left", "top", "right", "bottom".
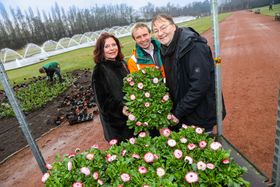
[
  {"left": 42, "top": 126, "right": 249, "bottom": 186},
  {"left": 42, "top": 67, "right": 249, "bottom": 186},
  {"left": 0, "top": 73, "right": 74, "bottom": 118}
]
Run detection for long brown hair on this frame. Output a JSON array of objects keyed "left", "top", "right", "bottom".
[{"left": 93, "top": 32, "right": 124, "bottom": 64}]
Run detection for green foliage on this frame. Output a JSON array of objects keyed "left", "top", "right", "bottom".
[
  {"left": 0, "top": 74, "right": 74, "bottom": 118},
  {"left": 177, "top": 13, "right": 231, "bottom": 34},
  {"left": 123, "top": 67, "right": 174, "bottom": 135},
  {"left": 251, "top": 3, "right": 280, "bottom": 16},
  {"left": 0, "top": 102, "right": 14, "bottom": 118},
  {"left": 43, "top": 127, "right": 249, "bottom": 186}
]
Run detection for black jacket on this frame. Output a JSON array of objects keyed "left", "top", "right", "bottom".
[
  {"left": 161, "top": 27, "right": 226, "bottom": 130},
  {"left": 92, "top": 60, "right": 134, "bottom": 142}
]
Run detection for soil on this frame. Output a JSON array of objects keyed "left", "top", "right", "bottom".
[
  {"left": 0, "top": 70, "right": 95, "bottom": 162},
  {"left": 0, "top": 10, "right": 280, "bottom": 187}
]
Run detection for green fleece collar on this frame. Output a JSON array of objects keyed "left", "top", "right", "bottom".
[{"left": 135, "top": 38, "right": 163, "bottom": 67}]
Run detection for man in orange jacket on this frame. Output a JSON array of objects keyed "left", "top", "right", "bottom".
[
  {"left": 126, "top": 23, "right": 165, "bottom": 137},
  {"left": 127, "top": 22, "right": 165, "bottom": 78}
]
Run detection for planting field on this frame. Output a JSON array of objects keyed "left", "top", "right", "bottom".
[{"left": 0, "top": 10, "right": 280, "bottom": 186}]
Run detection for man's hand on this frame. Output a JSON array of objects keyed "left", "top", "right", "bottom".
[{"left": 122, "top": 106, "right": 130, "bottom": 116}]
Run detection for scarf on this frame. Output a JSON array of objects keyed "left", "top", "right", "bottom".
[{"left": 160, "top": 27, "right": 181, "bottom": 108}]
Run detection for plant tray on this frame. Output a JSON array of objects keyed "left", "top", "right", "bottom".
[{"left": 68, "top": 113, "right": 94, "bottom": 125}]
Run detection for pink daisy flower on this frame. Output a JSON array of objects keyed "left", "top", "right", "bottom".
[
  {"left": 162, "top": 128, "right": 171, "bottom": 137},
  {"left": 91, "top": 144, "right": 99, "bottom": 149},
  {"left": 121, "top": 150, "right": 127, "bottom": 156},
  {"left": 199, "top": 141, "right": 207, "bottom": 149},
  {"left": 206, "top": 163, "right": 215, "bottom": 170},
  {"left": 130, "top": 94, "right": 136, "bottom": 100},
  {"left": 180, "top": 137, "right": 188, "bottom": 143},
  {"left": 197, "top": 161, "right": 206, "bottom": 171},
  {"left": 137, "top": 82, "right": 144, "bottom": 89},
  {"left": 120, "top": 173, "right": 130, "bottom": 182},
  {"left": 167, "top": 139, "right": 177, "bottom": 147},
  {"left": 162, "top": 94, "right": 169, "bottom": 102},
  {"left": 136, "top": 121, "right": 142, "bottom": 126},
  {"left": 182, "top": 124, "right": 188, "bottom": 129},
  {"left": 129, "top": 137, "right": 135, "bottom": 144},
  {"left": 173, "top": 149, "right": 183, "bottom": 159},
  {"left": 132, "top": 153, "right": 140, "bottom": 159},
  {"left": 107, "top": 154, "right": 117, "bottom": 162},
  {"left": 187, "top": 143, "right": 196, "bottom": 150},
  {"left": 144, "top": 152, "right": 155, "bottom": 163},
  {"left": 167, "top": 114, "right": 172, "bottom": 120},
  {"left": 72, "top": 182, "right": 83, "bottom": 187},
  {"left": 195, "top": 127, "right": 204, "bottom": 134},
  {"left": 109, "top": 139, "right": 118, "bottom": 146},
  {"left": 93, "top": 171, "right": 99, "bottom": 180},
  {"left": 222, "top": 159, "right": 230, "bottom": 164},
  {"left": 185, "top": 172, "right": 199, "bottom": 183},
  {"left": 144, "top": 92, "right": 150, "bottom": 98},
  {"left": 46, "top": 163, "right": 52, "bottom": 170},
  {"left": 184, "top": 156, "right": 193, "bottom": 164},
  {"left": 86, "top": 153, "right": 94, "bottom": 160},
  {"left": 139, "top": 132, "right": 147, "bottom": 138},
  {"left": 210, "top": 142, "right": 222, "bottom": 150},
  {"left": 143, "top": 122, "right": 149, "bottom": 126},
  {"left": 156, "top": 167, "right": 165, "bottom": 177},
  {"left": 97, "top": 179, "right": 104, "bottom": 185},
  {"left": 126, "top": 77, "right": 132, "bottom": 82},
  {"left": 128, "top": 114, "right": 136, "bottom": 121},
  {"left": 67, "top": 161, "right": 73, "bottom": 171},
  {"left": 154, "top": 154, "right": 159, "bottom": 159},
  {"left": 129, "top": 81, "right": 135, "bottom": 86},
  {"left": 144, "top": 102, "right": 150, "bottom": 107},
  {"left": 138, "top": 166, "right": 148, "bottom": 174},
  {"left": 152, "top": 77, "right": 159, "bottom": 84},
  {"left": 80, "top": 167, "right": 90, "bottom": 176},
  {"left": 41, "top": 173, "right": 50, "bottom": 183},
  {"left": 68, "top": 152, "right": 76, "bottom": 158}
]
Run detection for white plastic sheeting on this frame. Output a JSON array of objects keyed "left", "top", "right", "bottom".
[{"left": 1, "top": 16, "right": 195, "bottom": 70}]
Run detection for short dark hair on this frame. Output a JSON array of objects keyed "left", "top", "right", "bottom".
[
  {"left": 39, "top": 67, "right": 45, "bottom": 73},
  {"left": 151, "top": 14, "right": 175, "bottom": 31},
  {"left": 93, "top": 32, "right": 124, "bottom": 64}
]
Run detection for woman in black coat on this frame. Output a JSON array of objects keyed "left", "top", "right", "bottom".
[{"left": 92, "top": 33, "right": 134, "bottom": 143}]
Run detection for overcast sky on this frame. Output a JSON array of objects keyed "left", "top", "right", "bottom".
[{"left": 1, "top": 0, "right": 200, "bottom": 12}]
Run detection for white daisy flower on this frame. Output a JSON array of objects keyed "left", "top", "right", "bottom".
[{"left": 156, "top": 167, "right": 165, "bottom": 177}]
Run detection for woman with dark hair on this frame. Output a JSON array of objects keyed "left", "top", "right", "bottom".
[{"left": 92, "top": 32, "right": 134, "bottom": 143}]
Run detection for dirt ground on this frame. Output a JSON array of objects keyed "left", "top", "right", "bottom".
[{"left": 0, "top": 10, "right": 279, "bottom": 187}]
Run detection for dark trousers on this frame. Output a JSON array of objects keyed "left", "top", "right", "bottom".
[{"left": 47, "top": 68, "right": 62, "bottom": 82}]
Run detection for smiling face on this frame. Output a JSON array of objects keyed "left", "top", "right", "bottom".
[
  {"left": 104, "top": 37, "right": 119, "bottom": 61},
  {"left": 132, "top": 27, "right": 152, "bottom": 50},
  {"left": 152, "top": 18, "right": 176, "bottom": 46}
]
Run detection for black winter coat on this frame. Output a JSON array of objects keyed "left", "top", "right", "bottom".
[
  {"left": 161, "top": 27, "right": 226, "bottom": 130},
  {"left": 92, "top": 60, "right": 134, "bottom": 142}
]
